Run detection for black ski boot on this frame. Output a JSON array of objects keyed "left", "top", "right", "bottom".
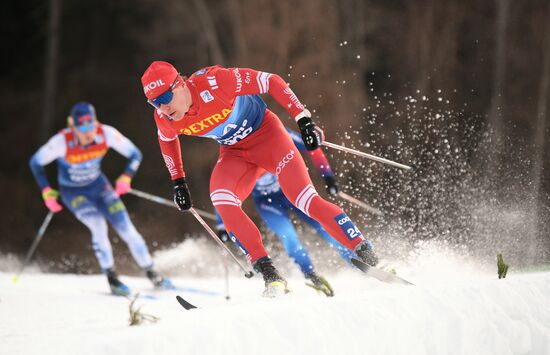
[
  {"left": 354, "top": 241, "right": 379, "bottom": 267},
  {"left": 106, "top": 269, "right": 131, "bottom": 296},
  {"left": 305, "top": 272, "right": 334, "bottom": 297},
  {"left": 146, "top": 269, "right": 175, "bottom": 290},
  {"left": 253, "top": 256, "right": 288, "bottom": 298}
]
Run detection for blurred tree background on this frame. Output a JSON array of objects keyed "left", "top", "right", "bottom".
[{"left": 1, "top": 0, "right": 549, "bottom": 273}]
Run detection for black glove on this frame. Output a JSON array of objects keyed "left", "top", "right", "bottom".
[
  {"left": 297, "top": 110, "right": 324, "bottom": 151},
  {"left": 218, "top": 229, "right": 230, "bottom": 243},
  {"left": 173, "top": 178, "right": 192, "bottom": 211},
  {"left": 324, "top": 176, "right": 338, "bottom": 197}
]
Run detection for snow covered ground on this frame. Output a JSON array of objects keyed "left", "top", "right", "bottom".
[{"left": 1, "top": 242, "right": 550, "bottom": 355}]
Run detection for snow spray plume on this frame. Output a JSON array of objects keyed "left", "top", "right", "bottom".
[{"left": 333, "top": 91, "right": 550, "bottom": 268}]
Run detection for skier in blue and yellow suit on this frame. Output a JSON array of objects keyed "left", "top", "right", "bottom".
[{"left": 29, "top": 102, "right": 172, "bottom": 295}]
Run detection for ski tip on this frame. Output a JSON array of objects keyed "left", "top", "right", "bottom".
[{"left": 176, "top": 295, "right": 198, "bottom": 310}]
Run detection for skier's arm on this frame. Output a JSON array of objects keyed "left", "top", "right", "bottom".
[
  {"left": 215, "top": 67, "right": 305, "bottom": 119},
  {"left": 157, "top": 131, "right": 185, "bottom": 180},
  {"left": 29, "top": 133, "right": 66, "bottom": 190},
  {"left": 29, "top": 133, "right": 65, "bottom": 212},
  {"left": 103, "top": 125, "right": 142, "bottom": 178},
  {"left": 216, "top": 67, "right": 323, "bottom": 151},
  {"left": 103, "top": 124, "right": 143, "bottom": 195},
  {"left": 154, "top": 113, "right": 185, "bottom": 180},
  {"left": 154, "top": 113, "right": 192, "bottom": 211}
]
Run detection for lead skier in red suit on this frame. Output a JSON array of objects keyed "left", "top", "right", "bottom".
[{"left": 141, "top": 61, "right": 378, "bottom": 296}]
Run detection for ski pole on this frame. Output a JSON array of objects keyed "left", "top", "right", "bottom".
[
  {"left": 129, "top": 188, "right": 217, "bottom": 221},
  {"left": 129, "top": 188, "right": 253, "bottom": 278},
  {"left": 338, "top": 192, "right": 383, "bottom": 216},
  {"left": 223, "top": 252, "right": 231, "bottom": 300},
  {"left": 189, "top": 208, "right": 254, "bottom": 279},
  {"left": 322, "top": 141, "right": 412, "bottom": 171},
  {"left": 12, "top": 211, "right": 55, "bottom": 283}
]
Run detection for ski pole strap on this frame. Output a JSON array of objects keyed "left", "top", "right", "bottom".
[
  {"left": 129, "top": 188, "right": 217, "bottom": 221},
  {"left": 322, "top": 141, "right": 412, "bottom": 171},
  {"left": 338, "top": 192, "right": 383, "bottom": 216},
  {"left": 189, "top": 208, "right": 254, "bottom": 279}
]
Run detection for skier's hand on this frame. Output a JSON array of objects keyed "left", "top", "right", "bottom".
[
  {"left": 218, "top": 229, "right": 230, "bottom": 243},
  {"left": 324, "top": 176, "right": 338, "bottom": 197},
  {"left": 42, "top": 186, "right": 63, "bottom": 213},
  {"left": 296, "top": 109, "right": 324, "bottom": 151},
  {"left": 115, "top": 174, "right": 132, "bottom": 196},
  {"left": 173, "top": 178, "right": 192, "bottom": 211}
]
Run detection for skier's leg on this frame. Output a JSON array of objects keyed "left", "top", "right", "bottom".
[
  {"left": 95, "top": 183, "right": 153, "bottom": 270},
  {"left": 255, "top": 195, "right": 314, "bottom": 275},
  {"left": 250, "top": 112, "right": 375, "bottom": 265},
  {"left": 61, "top": 187, "right": 131, "bottom": 295},
  {"left": 60, "top": 189, "right": 114, "bottom": 271},
  {"left": 211, "top": 150, "right": 288, "bottom": 296},
  {"left": 210, "top": 151, "right": 266, "bottom": 264},
  {"left": 257, "top": 194, "right": 334, "bottom": 297},
  {"left": 292, "top": 205, "right": 355, "bottom": 264},
  {"left": 95, "top": 181, "right": 173, "bottom": 288}
]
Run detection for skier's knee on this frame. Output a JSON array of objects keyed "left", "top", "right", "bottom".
[{"left": 210, "top": 188, "right": 242, "bottom": 209}]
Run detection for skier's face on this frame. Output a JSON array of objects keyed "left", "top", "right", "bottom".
[
  {"left": 74, "top": 122, "right": 98, "bottom": 146},
  {"left": 156, "top": 84, "right": 192, "bottom": 121}
]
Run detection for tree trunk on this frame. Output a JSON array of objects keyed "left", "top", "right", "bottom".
[
  {"left": 227, "top": 0, "right": 247, "bottom": 65},
  {"left": 485, "top": 0, "right": 510, "bottom": 179},
  {"left": 192, "top": 0, "right": 226, "bottom": 66},
  {"left": 40, "top": 0, "right": 62, "bottom": 142},
  {"left": 530, "top": 3, "right": 550, "bottom": 252}
]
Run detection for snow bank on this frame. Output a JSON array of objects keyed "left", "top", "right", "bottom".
[{"left": 1, "top": 266, "right": 549, "bottom": 355}]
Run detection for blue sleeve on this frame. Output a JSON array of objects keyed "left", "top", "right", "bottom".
[
  {"left": 29, "top": 153, "right": 50, "bottom": 190},
  {"left": 123, "top": 146, "right": 142, "bottom": 178},
  {"left": 103, "top": 125, "right": 142, "bottom": 178},
  {"left": 28, "top": 133, "right": 65, "bottom": 190}
]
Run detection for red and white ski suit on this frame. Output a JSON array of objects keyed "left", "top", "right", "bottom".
[{"left": 153, "top": 66, "right": 366, "bottom": 263}]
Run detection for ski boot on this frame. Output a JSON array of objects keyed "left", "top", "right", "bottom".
[
  {"left": 253, "top": 256, "right": 289, "bottom": 298},
  {"left": 106, "top": 269, "right": 131, "bottom": 297},
  {"left": 146, "top": 269, "right": 175, "bottom": 290},
  {"left": 305, "top": 272, "right": 334, "bottom": 297},
  {"left": 353, "top": 240, "right": 379, "bottom": 267}
]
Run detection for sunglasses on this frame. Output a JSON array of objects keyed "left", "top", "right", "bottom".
[
  {"left": 76, "top": 124, "right": 96, "bottom": 133},
  {"left": 148, "top": 74, "right": 181, "bottom": 108}
]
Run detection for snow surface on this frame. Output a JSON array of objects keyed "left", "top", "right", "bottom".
[{"left": 1, "top": 242, "right": 550, "bottom": 355}]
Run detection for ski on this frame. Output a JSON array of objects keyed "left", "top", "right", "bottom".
[
  {"left": 351, "top": 258, "right": 414, "bottom": 286},
  {"left": 109, "top": 292, "right": 158, "bottom": 300},
  {"left": 177, "top": 286, "right": 222, "bottom": 297},
  {"left": 162, "top": 285, "right": 222, "bottom": 297},
  {"left": 133, "top": 293, "right": 158, "bottom": 300},
  {"left": 176, "top": 295, "right": 198, "bottom": 310}
]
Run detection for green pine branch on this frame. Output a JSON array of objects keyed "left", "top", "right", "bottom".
[{"left": 128, "top": 294, "right": 160, "bottom": 326}]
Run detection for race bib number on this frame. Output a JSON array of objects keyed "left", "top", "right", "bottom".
[{"left": 335, "top": 213, "right": 363, "bottom": 240}]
